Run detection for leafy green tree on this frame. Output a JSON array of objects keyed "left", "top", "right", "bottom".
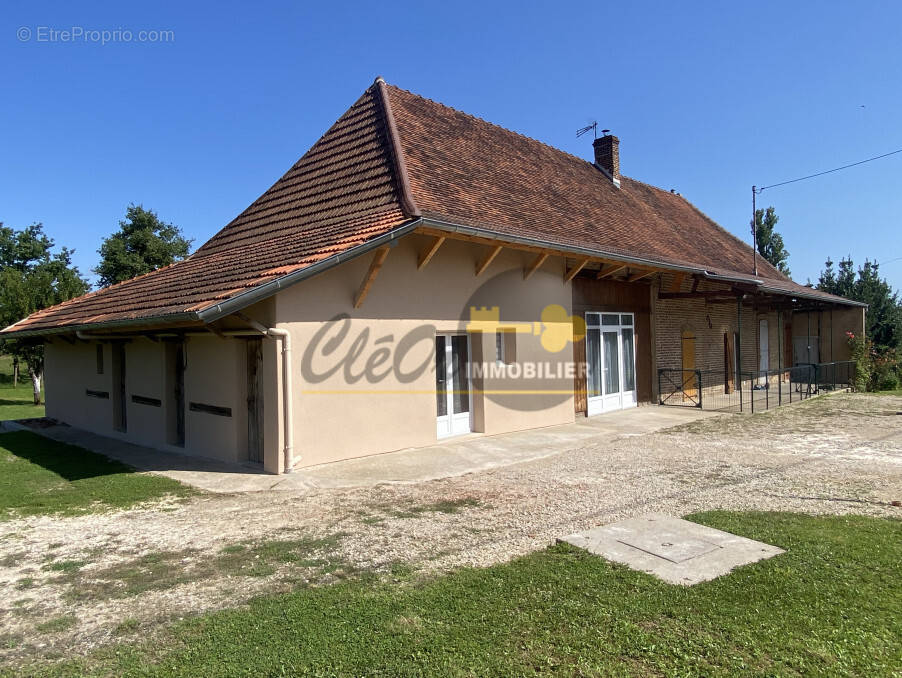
[
  {"left": 755, "top": 206, "right": 791, "bottom": 275},
  {"left": 818, "top": 257, "right": 902, "bottom": 352},
  {"left": 94, "top": 204, "right": 192, "bottom": 287},
  {"left": 0, "top": 223, "right": 89, "bottom": 404}
]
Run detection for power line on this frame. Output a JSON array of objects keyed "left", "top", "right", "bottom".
[
  {"left": 749, "top": 146, "right": 902, "bottom": 276},
  {"left": 758, "top": 147, "right": 902, "bottom": 192}
]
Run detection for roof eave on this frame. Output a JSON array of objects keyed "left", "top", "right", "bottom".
[
  {"left": 196, "top": 218, "right": 424, "bottom": 324},
  {"left": 2, "top": 211, "right": 865, "bottom": 339},
  {"left": 757, "top": 284, "right": 868, "bottom": 308},
  {"left": 418, "top": 218, "right": 866, "bottom": 309},
  {"left": 0, "top": 311, "right": 202, "bottom": 339},
  {"left": 417, "top": 217, "right": 712, "bottom": 276}
]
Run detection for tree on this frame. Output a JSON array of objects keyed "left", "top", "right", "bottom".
[
  {"left": 755, "top": 206, "right": 791, "bottom": 275},
  {"left": 94, "top": 204, "right": 192, "bottom": 287},
  {"left": 817, "top": 257, "right": 902, "bottom": 351},
  {"left": 0, "top": 223, "right": 89, "bottom": 404}
]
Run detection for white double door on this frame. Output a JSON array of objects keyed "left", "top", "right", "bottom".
[
  {"left": 436, "top": 334, "right": 472, "bottom": 438},
  {"left": 586, "top": 312, "right": 637, "bottom": 416}
]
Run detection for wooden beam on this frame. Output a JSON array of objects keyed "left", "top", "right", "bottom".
[
  {"left": 416, "top": 236, "right": 445, "bottom": 270},
  {"left": 475, "top": 245, "right": 502, "bottom": 276},
  {"left": 354, "top": 247, "right": 390, "bottom": 308},
  {"left": 564, "top": 258, "right": 590, "bottom": 283},
  {"left": 626, "top": 269, "right": 657, "bottom": 283},
  {"left": 668, "top": 271, "right": 685, "bottom": 292},
  {"left": 206, "top": 325, "right": 227, "bottom": 339},
  {"left": 597, "top": 264, "right": 627, "bottom": 279},
  {"left": 412, "top": 225, "right": 693, "bottom": 286},
  {"left": 658, "top": 290, "right": 742, "bottom": 300},
  {"left": 524, "top": 253, "right": 549, "bottom": 280},
  {"left": 417, "top": 226, "right": 626, "bottom": 270}
]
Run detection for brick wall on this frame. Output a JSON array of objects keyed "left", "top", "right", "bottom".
[{"left": 653, "top": 273, "right": 784, "bottom": 398}]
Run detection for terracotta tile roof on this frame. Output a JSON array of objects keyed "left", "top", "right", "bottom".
[
  {"left": 385, "top": 83, "right": 859, "bottom": 306},
  {"left": 3, "top": 80, "right": 859, "bottom": 336},
  {"left": 388, "top": 85, "right": 790, "bottom": 281},
  {"left": 4, "top": 86, "right": 409, "bottom": 335}
]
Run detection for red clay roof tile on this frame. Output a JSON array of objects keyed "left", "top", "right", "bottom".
[{"left": 3, "top": 80, "right": 857, "bottom": 336}]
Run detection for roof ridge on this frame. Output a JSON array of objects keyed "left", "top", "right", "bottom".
[
  {"left": 374, "top": 78, "right": 421, "bottom": 218},
  {"left": 385, "top": 81, "right": 798, "bottom": 285},
  {"left": 381, "top": 82, "right": 600, "bottom": 170}
]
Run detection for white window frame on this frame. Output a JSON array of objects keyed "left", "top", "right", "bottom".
[
  {"left": 585, "top": 312, "right": 638, "bottom": 415},
  {"left": 436, "top": 333, "right": 473, "bottom": 439}
]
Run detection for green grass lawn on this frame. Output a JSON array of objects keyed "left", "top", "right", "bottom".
[
  {"left": 0, "top": 431, "right": 194, "bottom": 520},
  {"left": 13, "top": 512, "right": 901, "bottom": 677},
  {"left": 0, "top": 354, "right": 44, "bottom": 421}
]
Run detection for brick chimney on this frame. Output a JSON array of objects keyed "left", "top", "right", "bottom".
[{"left": 593, "top": 135, "right": 620, "bottom": 188}]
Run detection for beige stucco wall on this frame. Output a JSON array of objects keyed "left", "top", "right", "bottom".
[
  {"left": 124, "top": 340, "right": 167, "bottom": 447},
  {"left": 43, "top": 334, "right": 250, "bottom": 466},
  {"left": 182, "top": 335, "right": 247, "bottom": 464},
  {"left": 45, "top": 341, "right": 114, "bottom": 432},
  {"left": 272, "top": 234, "right": 576, "bottom": 468}
]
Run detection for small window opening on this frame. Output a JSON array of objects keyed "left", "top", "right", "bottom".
[
  {"left": 96, "top": 344, "right": 104, "bottom": 375},
  {"left": 495, "top": 329, "right": 516, "bottom": 365}
]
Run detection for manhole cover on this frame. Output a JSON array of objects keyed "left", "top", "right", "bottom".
[{"left": 618, "top": 532, "right": 721, "bottom": 563}]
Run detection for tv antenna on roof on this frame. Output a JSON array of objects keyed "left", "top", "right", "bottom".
[{"left": 576, "top": 122, "right": 598, "bottom": 139}]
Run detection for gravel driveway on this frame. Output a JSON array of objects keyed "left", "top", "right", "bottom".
[{"left": 1, "top": 392, "right": 900, "bottom": 664}]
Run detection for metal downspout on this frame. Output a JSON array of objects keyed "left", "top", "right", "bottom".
[
  {"left": 266, "top": 328, "right": 294, "bottom": 473},
  {"left": 232, "top": 315, "right": 294, "bottom": 473}
]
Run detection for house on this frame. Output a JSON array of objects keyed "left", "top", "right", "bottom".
[{"left": 1, "top": 78, "right": 865, "bottom": 474}]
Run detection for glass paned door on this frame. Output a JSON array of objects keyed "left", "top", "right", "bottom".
[
  {"left": 621, "top": 328, "right": 636, "bottom": 407},
  {"left": 586, "top": 328, "right": 601, "bottom": 398},
  {"left": 585, "top": 313, "right": 638, "bottom": 415},
  {"left": 436, "top": 334, "right": 472, "bottom": 438}
]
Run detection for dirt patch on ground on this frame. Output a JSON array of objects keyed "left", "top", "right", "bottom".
[{"left": 1, "top": 393, "right": 900, "bottom": 665}]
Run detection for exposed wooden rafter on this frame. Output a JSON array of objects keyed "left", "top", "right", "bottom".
[
  {"left": 658, "top": 289, "right": 742, "bottom": 300},
  {"left": 475, "top": 245, "right": 503, "bottom": 276},
  {"left": 668, "top": 271, "right": 685, "bottom": 292},
  {"left": 411, "top": 225, "right": 686, "bottom": 287},
  {"left": 524, "top": 253, "right": 549, "bottom": 280},
  {"left": 354, "top": 246, "right": 390, "bottom": 308},
  {"left": 206, "top": 324, "right": 227, "bottom": 339},
  {"left": 597, "top": 264, "right": 627, "bottom": 279},
  {"left": 626, "top": 269, "right": 657, "bottom": 283},
  {"left": 564, "top": 258, "right": 590, "bottom": 283},
  {"left": 416, "top": 236, "right": 445, "bottom": 270}
]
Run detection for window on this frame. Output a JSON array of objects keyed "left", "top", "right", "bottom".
[
  {"left": 96, "top": 344, "right": 104, "bottom": 375},
  {"left": 494, "top": 328, "right": 516, "bottom": 365}
]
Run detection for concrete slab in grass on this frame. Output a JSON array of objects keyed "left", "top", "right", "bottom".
[{"left": 561, "top": 513, "right": 784, "bottom": 585}]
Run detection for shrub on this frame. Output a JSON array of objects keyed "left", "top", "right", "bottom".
[
  {"left": 846, "top": 331, "right": 871, "bottom": 392},
  {"left": 870, "top": 346, "right": 900, "bottom": 391}
]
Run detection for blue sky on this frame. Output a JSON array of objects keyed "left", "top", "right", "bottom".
[{"left": 2, "top": 1, "right": 900, "bottom": 291}]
